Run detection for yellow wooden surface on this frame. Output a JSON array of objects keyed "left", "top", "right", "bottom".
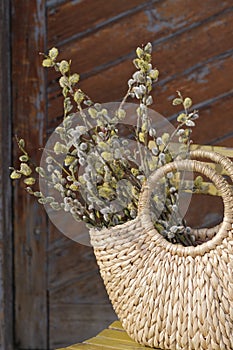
[{"left": 57, "top": 320, "right": 159, "bottom": 349}]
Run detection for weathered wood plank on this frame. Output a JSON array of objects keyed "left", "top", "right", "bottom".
[
  {"left": 80, "top": 54, "right": 232, "bottom": 133},
  {"left": 48, "top": 223, "right": 116, "bottom": 347},
  {"left": 217, "top": 136, "right": 233, "bottom": 147},
  {"left": 47, "top": 7, "right": 233, "bottom": 125},
  {"left": 81, "top": 52, "right": 233, "bottom": 114},
  {"left": 11, "top": 0, "right": 48, "bottom": 348},
  {"left": 47, "top": 0, "right": 67, "bottom": 8},
  {"left": 47, "top": 54, "right": 233, "bottom": 144},
  {"left": 153, "top": 55, "right": 233, "bottom": 120},
  {"left": 47, "top": 2, "right": 232, "bottom": 86},
  {"left": 47, "top": 0, "right": 148, "bottom": 47},
  {"left": 48, "top": 236, "right": 107, "bottom": 300},
  {"left": 49, "top": 269, "right": 112, "bottom": 304},
  {"left": 0, "top": 0, "right": 13, "bottom": 349},
  {"left": 184, "top": 193, "right": 223, "bottom": 228},
  {"left": 50, "top": 304, "right": 117, "bottom": 348},
  {"left": 190, "top": 92, "right": 233, "bottom": 147}
]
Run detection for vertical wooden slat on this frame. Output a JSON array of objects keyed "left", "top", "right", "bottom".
[
  {"left": 11, "top": 1, "right": 48, "bottom": 348},
  {"left": 0, "top": 1, "right": 14, "bottom": 349}
]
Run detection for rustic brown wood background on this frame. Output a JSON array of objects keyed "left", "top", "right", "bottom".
[
  {"left": 0, "top": 0, "right": 13, "bottom": 349},
  {"left": 0, "top": 0, "right": 232, "bottom": 349}
]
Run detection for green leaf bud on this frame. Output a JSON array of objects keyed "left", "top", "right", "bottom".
[
  {"left": 59, "top": 60, "right": 69, "bottom": 74},
  {"left": 144, "top": 53, "right": 152, "bottom": 63},
  {"left": 35, "top": 167, "right": 46, "bottom": 177},
  {"left": 69, "top": 73, "right": 80, "bottom": 85},
  {"left": 74, "top": 90, "right": 84, "bottom": 104},
  {"left": 48, "top": 47, "right": 59, "bottom": 60},
  {"left": 64, "top": 155, "right": 75, "bottom": 166},
  {"left": 136, "top": 47, "right": 144, "bottom": 58},
  {"left": 177, "top": 113, "right": 187, "bottom": 123},
  {"left": 10, "top": 170, "right": 21, "bottom": 179},
  {"left": 144, "top": 42, "right": 152, "bottom": 54},
  {"left": 183, "top": 97, "right": 192, "bottom": 109},
  {"left": 194, "top": 175, "right": 204, "bottom": 187},
  {"left": 98, "top": 185, "right": 115, "bottom": 199},
  {"left": 24, "top": 177, "right": 36, "bottom": 185},
  {"left": 101, "top": 152, "right": 112, "bottom": 162},
  {"left": 64, "top": 97, "right": 73, "bottom": 113},
  {"left": 54, "top": 142, "right": 68, "bottom": 155},
  {"left": 19, "top": 163, "right": 32, "bottom": 176},
  {"left": 172, "top": 98, "right": 183, "bottom": 106},
  {"left": 117, "top": 108, "right": 126, "bottom": 120},
  {"left": 42, "top": 58, "right": 53, "bottom": 67},
  {"left": 161, "top": 132, "right": 170, "bottom": 143},
  {"left": 38, "top": 198, "right": 48, "bottom": 204},
  {"left": 19, "top": 155, "right": 29, "bottom": 162},
  {"left": 88, "top": 107, "right": 97, "bottom": 118},
  {"left": 149, "top": 69, "right": 159, "bottom": 80},
  {"left": 18, "top": 139, "right": 25, "bottom": 148},
  {"left": 25, "top": 187, "right": 34, "bottom": 195},
  {"left": 69, "top": 183, "right": 79, "bottom": 191},
  {"left": 50, "top": 202, "right": 61, "bottom": 210},
  {"left": 59, "top": 76, "right": 68, "bottom": 88},
  {"left": 139, "top": 132, "right": 145, "bottom": 143},
  {"left": 34, "top": 191, "right": 42, "bottom": 197}
]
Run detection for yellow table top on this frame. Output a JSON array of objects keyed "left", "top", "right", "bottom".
[{"left": 57, "top": 320, "right": 159, "bottom": 349}]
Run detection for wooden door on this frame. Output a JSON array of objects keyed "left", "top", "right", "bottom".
[{"left": 1, "top": 0, "right": 232, "bottom": 349}]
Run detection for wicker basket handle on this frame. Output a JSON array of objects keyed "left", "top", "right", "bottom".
[
  {"left": 138, "top": 158, "right": 233, "bottom": 256},
  {"left": 138, "top": 158, "right": 233, "bottom": 226},
  {"left": 190, "top": 149, "right": 233, "bottom": 181}
]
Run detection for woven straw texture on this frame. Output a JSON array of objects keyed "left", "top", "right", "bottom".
[{"left": 90, "top": 150, "right": 233, "bottom": 350}]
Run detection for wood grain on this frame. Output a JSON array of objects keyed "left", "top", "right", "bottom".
[
  {"left": 77, "top": 52, "right": 233, "bottom": 116},
  {"left": 47, "top": 8, "right": 233, "bottom": 127},
  {"left": 191, "top": 92, "right": 233, "bottom": 146},
  {"left": 48, "top": 222, "right": 116, "bottom": 348},
  {"left": 11, "top": 0, "right": 48, "bottom": 348},
  {"left": 185, "top": 194, "right": 224, "bottom": 229},
  {"left": 50, "top": 304, "right": 116, "bottom": 348},
  {"left": 0, "top": 0, "right": 13, "bottom": 349},
  {"left": 48, "top": 235, "right": 103, "bottom": 294},
  {"left": 47, "top": 1, "right": 232, "bottom": 84},
  {"left": 47, "top": 55, "right": 233, "bottom": 148},
  {"left": 47, "top": 0, "right": 149, "bottom": 47}
]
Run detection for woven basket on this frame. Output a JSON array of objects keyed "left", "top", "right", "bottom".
[{"left": 90, "top": 150, "right": 233, "bottom": 350}]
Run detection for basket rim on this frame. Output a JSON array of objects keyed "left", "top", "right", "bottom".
[
  {"left": 91, "top": 151, "right": 233, "bottom": 257},
  {"left": 137, "top": 157, "right": 233, "bottom": 257}
]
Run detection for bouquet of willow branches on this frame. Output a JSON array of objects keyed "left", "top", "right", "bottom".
[{"left": 10, "top": 42, "right": 206, "bottom": 246}]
